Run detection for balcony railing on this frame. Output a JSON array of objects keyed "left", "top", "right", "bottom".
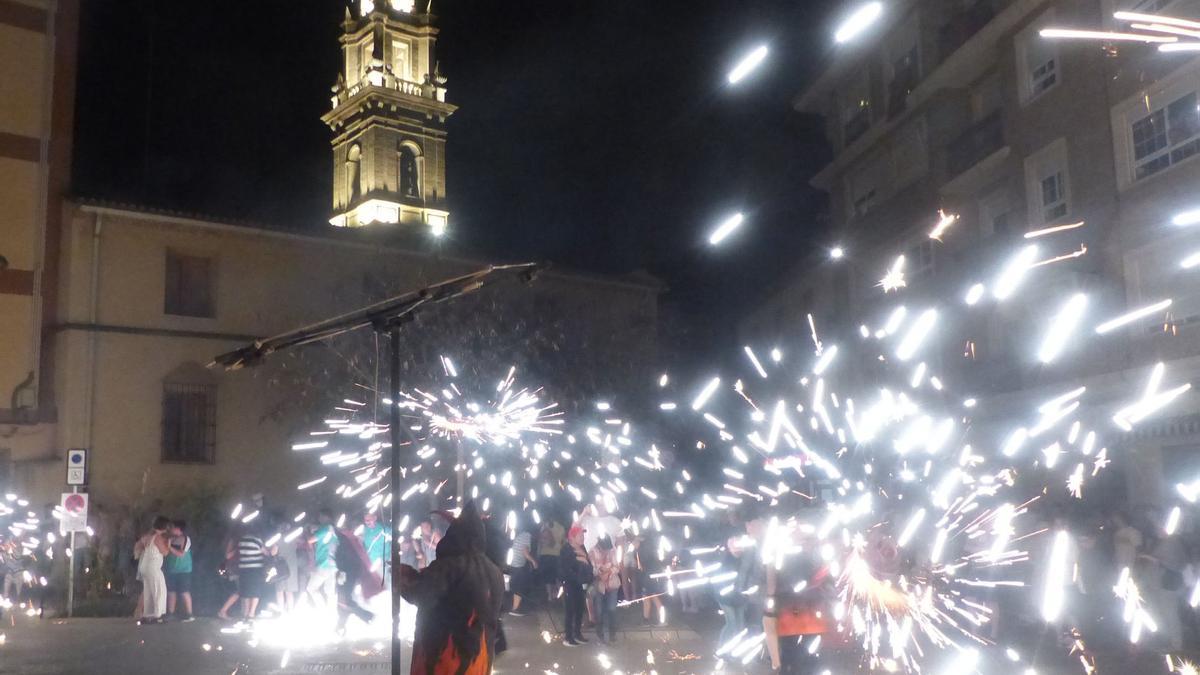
[{"left": 946, "top": 111, "right": 1005, "bottom": 178}]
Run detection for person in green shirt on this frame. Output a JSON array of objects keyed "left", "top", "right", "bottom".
[
  {"left": 306, "top": 509, "right": 338, "bottom": 611},
  {"left": 359, "top": 511, "right": 390, "bottom": 585},
  {"left": 164, "top": 520, "right": 194, "bottom": 621}
]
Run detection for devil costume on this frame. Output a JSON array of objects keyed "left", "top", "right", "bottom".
[{"left": 399, "top": 502, "right": 505, "bottom": 675}]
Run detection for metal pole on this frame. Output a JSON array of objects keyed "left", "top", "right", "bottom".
[
  {"left": 455, "top": 441, "right": 465, "bottom": 505},
  {"left": 388, "top": 325, "right": 403, "bottom": 675},
  {"left": 67, "top": 486, "right": 76, "bottom": 617}
]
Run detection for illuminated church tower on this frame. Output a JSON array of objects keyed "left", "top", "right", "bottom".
[{"left": 323, "top": 0, "right": 456, "bottom": 233}]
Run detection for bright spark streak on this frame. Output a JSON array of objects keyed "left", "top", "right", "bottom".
[
  {"left": 834, "top": 2, "right": 883, "bottom": 43},
  {"left": 964, "top": 283, "right": 985, "bottom": 305},
  {"left": 880, "top": 255, "right": 907, "bottom": 292},
  {"left": 895, "top": 309, "right": 938, "bottom": 361},
  {"left": 1165, "top": 506, "right": 1182, "bottom": 536},
  {"left": 1161, "top": 42, "right": 1200, "bottom": 51},
  {"left": 1115, "top": 11, "right": 1200, "bottom": 31},
  {"left": 297, "top": 477, "right": 328, "bottom": 490},
  {"left": 1025, "top": 221, "right": 1085, "bottom": 238},
  {"left": 929, "top": 210, "right": 959, "bottom": 240},
  {"left": 1181, "top": 251, "right": 1200, "bottom": 269},
  {"left": 708, "top": 213, "right": 745, "bottom": 245},
  {"left": 744, "top": 346, "right": 768, "bottom": 378},
  {"left": 1040, "top": 27, "right": 1176, "bottom": 42},
  {"left": 727, "top": 45, "right": 769, "bottom": 84},
  {"left": 1095, "top": 299, "right": 1172, "bottom": 334},
  {"left": 897, "top": 508, "right": 926, "bottom": 547},
  {"left": 1038, "top": 293, "right": 1088, "bottom": 363},
  {"left": 691, "top": 377, "right": 721, "bottom": 411},
  {"left": 812, "top": 345, "right": 838, "bottom": 375},
  {"left": 1042, "top": 530, "right": 1071, "bottom": 622},
  {"left": 1174, "top": 208, "right": 1200, "bottom": 226},
  {"left": 993, "top": 245, "right": 1039, "bottom": 300}
]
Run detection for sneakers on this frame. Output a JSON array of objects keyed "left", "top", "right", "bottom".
[
  {"left": 181, "top": 615, "right": 196, "bottom": 623},
  {"left": 575, "top": 636, "right": 590, "bottom": 644},
  {"left": 508, "top": 610, "right": 526, "bottom": 617},
  {"left": 562, "top": 638, "right": 579, "bottom": 647}
]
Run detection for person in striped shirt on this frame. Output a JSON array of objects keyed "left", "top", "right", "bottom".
[{"left": 237, "top": 522, "right": 275, "bottom": 619}]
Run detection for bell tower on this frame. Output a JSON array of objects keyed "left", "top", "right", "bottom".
[{"left": 322, "top": 0, "right": 456, "bottom": 233}]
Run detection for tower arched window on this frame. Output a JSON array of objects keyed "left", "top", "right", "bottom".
[
  {"left": 346, "top": 144, "right": 362, "bottom": 201},
  {"left": 399, "top": 144, "right": 421, "bottom": 200}
]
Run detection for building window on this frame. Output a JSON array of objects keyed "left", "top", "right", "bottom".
[
  {"left": 164, "top": 251, "right": 214, "bottom": 318},
  {"left": 1041, "top": 171, "right": 1068, "bottom": 221},
  {"left": 848, "top": 153, "right": 888, "bottom": 218},
  {"left": 392, "top": 39, "right": 412, "bottom": 81},
  {"left": 162, "top": 382, "right": 216, "bottom": 464},
  {"left": 361, "top": 39, "right": 374, "bottom": 74},
  {"left": 1017, "top": 12, "right": 1059, "bottom": 104},
  {"left": 1024, "top": 138, "right": 1070, "bottom": 225},
  {"left": 978, "top": 188, "right": 1013, "bottom": 238},
  {"left": 0, "top": 448, "right": 10, "bottom": 493},
  {"left": 399, "top": 144, "right": 421, "bottom": 199},
  {"left": 1131, "top": 91, "right": 1200, "bottom": 181},
  {"left": 840, "top": 70, "right": 872, "bottom": 146},
  {"left": 907, "top": 240, "right": 936, "bottom": 282},
  {"left": 346, "top": 143, "right": 362, "bottom": 202},
  {"left": 892, "top": 120, "right": 928, "bottom": 188},
  {"left": 885, "top": 14, "right": 921, "bottom": 119},
  {"left": 887, "top": 45, "right": 920, "bottom": 118}
]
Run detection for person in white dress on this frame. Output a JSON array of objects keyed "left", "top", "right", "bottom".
[{"left": 134, "top": 516, "right": 171, "bottom": 624}]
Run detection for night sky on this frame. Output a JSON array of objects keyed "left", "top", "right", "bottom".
[{"left": 73, "top": 0, "right": 838, "bottom": 355}]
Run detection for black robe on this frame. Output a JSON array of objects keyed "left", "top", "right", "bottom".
[{"left": 399, "top": 501, "right": 504, "bottom": 675}]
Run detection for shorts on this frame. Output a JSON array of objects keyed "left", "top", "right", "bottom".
[
  {"left": 238, "top": 568, "right": 267, "bottom": 599},
  {"left": 165, "top": 573, "right": 192, "bottom": 593},
  {"left": 307, "top": 565, "right": 337, "bottom": 597},
  {"left": 507, "top": 565, "right": 534, "bottom": 596}
]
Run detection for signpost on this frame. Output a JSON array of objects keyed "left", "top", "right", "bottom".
[{"left": 63, "top": 449, "right": 88, "bottom": 617}]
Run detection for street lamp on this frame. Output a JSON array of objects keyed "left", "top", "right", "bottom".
[{"left": 830, "top": 246, "right": 845, "bottom": 260}]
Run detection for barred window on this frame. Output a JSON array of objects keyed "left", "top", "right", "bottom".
[{"left": 162, "top": 383, "right": 216, "bottom": 464}]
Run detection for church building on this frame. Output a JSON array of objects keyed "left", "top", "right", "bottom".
[{"left": 0, "top": 1, "right": 660, "bottom": 521}]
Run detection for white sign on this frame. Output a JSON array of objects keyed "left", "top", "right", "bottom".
[
  {"left": 66, "top": 448, "right": 87, "bottom": 486},
  {"left": 60, "top": 492, "right": 88, "bottom": 534}
]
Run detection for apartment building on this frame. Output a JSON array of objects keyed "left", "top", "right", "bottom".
[{"left": 745, "top": 0, "right": 1200, "bottom": 505}]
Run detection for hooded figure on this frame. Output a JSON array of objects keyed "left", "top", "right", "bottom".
[{"left": 400, "top": 501, "right": 504, "bottom": 675}]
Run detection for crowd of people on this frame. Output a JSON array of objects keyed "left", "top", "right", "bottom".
[
  {"left": 114, "top": 490, "right": 1200, "bottom": 675},
  {"left": 129, "top": 505, "right": 434, "bottom": 631}
]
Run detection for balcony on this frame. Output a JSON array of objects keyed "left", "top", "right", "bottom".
[
  {"left": 937, "top": 1, "right": 997, "bottom": 66},
  {"left": 944, "top": 111, "right": 1006, "bottom": 188}
]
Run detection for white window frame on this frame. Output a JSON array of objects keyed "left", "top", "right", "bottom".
[
  {"left": 1024, "top": 138, "right": 1071, "bottom": 226},
  {"left": 1111, "top": 59, "right": 1200, "bottom": 190},
  {"left": 1015, "top": 10, "right": 1059, "bottom": 105}
]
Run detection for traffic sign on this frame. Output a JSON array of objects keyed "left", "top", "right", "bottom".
[
  {"left": 60, "top": 492, "right": 88, "bottom": 534},
  {"left": 66, "top": 448, "right": 87, "bottom": 486}
]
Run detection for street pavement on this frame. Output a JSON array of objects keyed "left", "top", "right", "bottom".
[
  {"left": 0, "top": 602, "right": 720, "bottom": 675},
  {"left": 0, "top": 601, "right": 1180, "bottom": 674}
]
